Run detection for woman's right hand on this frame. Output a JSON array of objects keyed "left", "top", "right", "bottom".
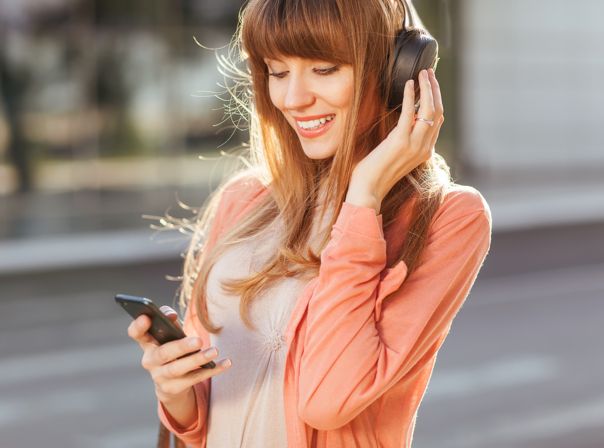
[
  {"left": 127, "top": 305, "right": 232, "bottom": 404},
  {"left": 347, "top": 68, "right": 444, "bottom": 209}
]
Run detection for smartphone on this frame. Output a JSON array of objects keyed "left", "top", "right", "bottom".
[{"left": 115, "top": 293, "right": 216, "bottom": 369}]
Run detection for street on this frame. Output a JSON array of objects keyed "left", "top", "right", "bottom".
[{"left": 1, "top": 221, "right": 603, "bottom": 448}]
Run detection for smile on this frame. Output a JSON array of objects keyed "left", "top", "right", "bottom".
[{"left": 294, "top": 114, "right": 336, "bottom": 138}]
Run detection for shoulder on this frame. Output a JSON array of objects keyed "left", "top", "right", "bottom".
[
  {"left": 221, "top": 168, "right": 268, "bottom": 198},
  {"left": 217, "top": 168, "right": 269, "bottom": 209},
  {"left": 431, "top": 183, "right": 492, "bottom": 233},
  {"left": 211, "top": 168, "right": 270, "bottom": 231}
]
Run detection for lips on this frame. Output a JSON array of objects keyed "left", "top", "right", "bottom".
[
  {"left": 293, "top": 115, "right": 336, "bottom": 138},
  {"left": 292, "top": 113, "right": 335, "bottom": 121}
]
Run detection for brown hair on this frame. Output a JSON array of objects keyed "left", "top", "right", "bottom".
[{"left": 161, "top": 0, "right": 452, "bottom": 333}]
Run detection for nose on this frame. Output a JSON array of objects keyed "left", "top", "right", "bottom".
[{"left": 283, "top": 73, "right": 315, "bottom": 110}]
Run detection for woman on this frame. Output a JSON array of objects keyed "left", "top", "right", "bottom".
[{"left": 128, "top": 0, "right": 492, "bottom": 446}]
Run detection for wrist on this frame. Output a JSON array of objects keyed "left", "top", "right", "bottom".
[
  {"left": 159, "top": 387, "right": 198, "bottom": 430},
  {"left": 158, "top": 386, "right": 195, "bottom": 408},
  {"left": 345, "top": 178, "right": 382, "bottom": 214}
]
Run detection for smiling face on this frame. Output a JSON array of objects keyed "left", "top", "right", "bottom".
[{"left": 265, "top": 56, "right": 378, "bottom": 160}]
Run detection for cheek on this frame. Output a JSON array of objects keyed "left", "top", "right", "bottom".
[
  {"left": 341, "top": 83, "right": 355, "bottom": 109},
  {"left": 325, "top": 75, "right": 354, "bottom": 115},
  {"left": 268, "top": 83, "right": 284, "bottom": 111},
  {"left": 320, "top": 74, "right": 354, "bottom": 111}
]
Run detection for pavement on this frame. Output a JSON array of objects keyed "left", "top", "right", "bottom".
[
  {"left": 2, "top": 174, "right": 604, "bottom": 447},
  {"left": 1, "top": 176, "right": 603, "bottom": 276},
  {"left": 2, "top": 200, "right": 603, "bottom": 447}
]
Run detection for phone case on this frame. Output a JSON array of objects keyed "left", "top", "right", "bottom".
[{"left": 115, "top": 294, "right": 216, "bottom": 369}]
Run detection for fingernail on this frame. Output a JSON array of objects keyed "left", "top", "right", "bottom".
[
  {"left": 408, "top": 79, "right": 414, "bottom": 88},
  {"left": 160, "top": 305, "right": 175, "bottom": 314},
  {"left": 188, "top": 338, "right": 201, "bottom": 348},
  {"left": 222, "top": 359, "right": 232, "bottom": 368},
  {"left": 205, "top": 347, "right": 218, "bottom": 358}
]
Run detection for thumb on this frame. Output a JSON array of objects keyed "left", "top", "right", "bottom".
[{"left": 159, "top": 305, "right": 183, "bottom": 329}]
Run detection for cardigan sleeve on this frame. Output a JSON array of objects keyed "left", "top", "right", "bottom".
[
  {"left": 297, "top": 189, "right": 492, "bottom": 430},
  {"left": 156, "top": 171, "right": 268, "bottom": 445},
  {"left": 156, "top": 299, "right": 212, "bottom": 445}
]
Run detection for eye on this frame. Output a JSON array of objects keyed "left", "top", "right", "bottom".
[
  {"left": 267, "top": 65, "right": 340, "bottom": 79},
  {"left": 314, "top": 65, "right": 340, "bottom": 75},
  {"left": 268, "top": 71, "right": 287, "bottom": 79}
]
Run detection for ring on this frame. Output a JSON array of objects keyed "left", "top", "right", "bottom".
[{"left": 415, "top": 117, "right": 434, "bottom": 126}]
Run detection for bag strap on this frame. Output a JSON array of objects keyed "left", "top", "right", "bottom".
[{"left": 157, "top": 422, "right": 186, "bottom": 448}]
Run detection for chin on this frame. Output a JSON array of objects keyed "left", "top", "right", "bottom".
[{"left": 300, "top": 144, "right": 337, "bottom": 160}]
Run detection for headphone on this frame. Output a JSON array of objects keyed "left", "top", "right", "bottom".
[{"left": 387, "top": 0, "right": 439, "bottom": 110}]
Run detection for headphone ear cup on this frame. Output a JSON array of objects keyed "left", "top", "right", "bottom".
[{"left": 387, "top": 28, "right": 439, "bottom": 110}]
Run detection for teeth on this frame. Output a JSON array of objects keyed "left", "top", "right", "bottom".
[{"left": 297, "top": 115, "right": 334, "bottom": 130}]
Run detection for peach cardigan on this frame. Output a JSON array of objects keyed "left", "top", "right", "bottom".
[{"left": 158, "top": 175, "right": 492, "bottom": 447}]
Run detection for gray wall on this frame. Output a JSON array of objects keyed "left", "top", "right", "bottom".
[{"left": 458, "top": 0, "right": 604, "bottom": 184}]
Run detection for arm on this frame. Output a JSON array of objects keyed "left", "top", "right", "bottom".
[
  {"left": 156, "top": 301, "right": 212, "bottom": 445},
  {"left": 297, "top": 191, "right": 492, "bottom": 430},
  {"left": 155, "top": 184, "right": 232, "bottom": 444},
  {"left": 156, "top": 171, "right": 268, "bottom": 443}
]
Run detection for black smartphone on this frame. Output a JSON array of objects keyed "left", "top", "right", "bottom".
[{"left": 115, "top": 293, "right": 216, "bottom": 369}]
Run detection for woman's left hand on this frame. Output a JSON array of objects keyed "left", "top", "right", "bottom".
[{"left": 346, "top": 68, "right": 444, "bottom": 213}]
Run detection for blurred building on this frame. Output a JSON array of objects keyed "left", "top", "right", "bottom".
[
  {"left": 0, "top": 0, "right": 244, "bottom": 194},
  {"left": 457, "top": 0, "right": 604, "bottom": 188},
  {"left": 1, "top": 0, "right": 601, "bottom": 230}
]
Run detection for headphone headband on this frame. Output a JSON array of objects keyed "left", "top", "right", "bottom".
[
  {"left": 402, "top": 0, "right": 410, "bottom": 30},
  {"left": 401, "top": 0, "right": 418, "bottom": 30}
]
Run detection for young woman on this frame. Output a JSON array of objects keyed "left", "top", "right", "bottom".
[{"left": 127, "top": 0, "right": 492, "bottom": 446}]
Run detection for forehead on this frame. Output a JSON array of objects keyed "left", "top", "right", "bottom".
[{"left": 242, "top": 0, "right": 352, "bottom": 67}]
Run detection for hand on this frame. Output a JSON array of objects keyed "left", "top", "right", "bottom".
[
  {"left": 347, "top": 68, "right": 444, "bottom": 210},
  {"left": 127, "top": 305, "right": 232, "bottom": 404}
]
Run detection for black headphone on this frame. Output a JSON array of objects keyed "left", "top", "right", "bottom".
[{"left": 387, "top": 0, "right": 439, "bottom": 110}]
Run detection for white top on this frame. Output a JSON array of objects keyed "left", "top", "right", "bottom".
[{"left": 205, "top": 203, "right": 333, "bottom": 448}]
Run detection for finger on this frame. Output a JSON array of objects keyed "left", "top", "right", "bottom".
[
  {"left": 428, "top": 68, "right": 444, "bottom": 118},
  {"left": 411, "top": 70, "right": 436, "bottom": 147},
  {"left": 424, "top": 69, "right": 444, "bottom": 148},
  {"left": 160, "top": 305, "right": 183, "bottom": 329},
  {"left": 160, "top": 358, "right": 232, "bottom": 397},
  {"left": 159, "top": 305, "right": 177, "bottom": 317},
  {"left": 428, "top": 68, "right": 445, "bottom": 147},
  {"left": 158, "top": 346, "right": 221, "bottom": 379},
  {"left": 184, "top": 358, "right": 232, "bottom": 381},
  {"left": 413, "top": 69, "right": 435, "bottom": 126},
  {"left": 396, "top": 79, "right": 416, "bottom": 135},
  {"left": 427, "top": 116, "right": 445, "bottom": 156},
  {"left": 127, "top": 315, "right": 159, "bottom": 349},
  {"left": 152, "top": 336, "right": 204, "bottom": 366}
]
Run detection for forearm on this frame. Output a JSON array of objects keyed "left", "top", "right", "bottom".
[
  {"left": 345, "top": 176, "right": 383, "bottom": 214},
  {"left": 298, "top": 201, "right": 491, "bottom": 429},
  {"left": 159, "top": 387, "right": 198, "bottom": 430}
]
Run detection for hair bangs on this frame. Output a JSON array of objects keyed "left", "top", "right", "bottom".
[{"left": 241, "top": 0, "right": 352, "bottom": 67}]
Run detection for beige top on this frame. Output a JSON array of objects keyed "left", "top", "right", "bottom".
[{"left": 205, "top": 205, "right": 333, "bottom": 448}]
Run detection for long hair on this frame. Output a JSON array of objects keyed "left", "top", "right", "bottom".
[{"left": 164, "top": 0, "right": 452, "bottom": 333}]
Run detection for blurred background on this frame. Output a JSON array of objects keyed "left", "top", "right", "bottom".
[{"left": 1, "top": 0, "right": 603, "bottom": 447}]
